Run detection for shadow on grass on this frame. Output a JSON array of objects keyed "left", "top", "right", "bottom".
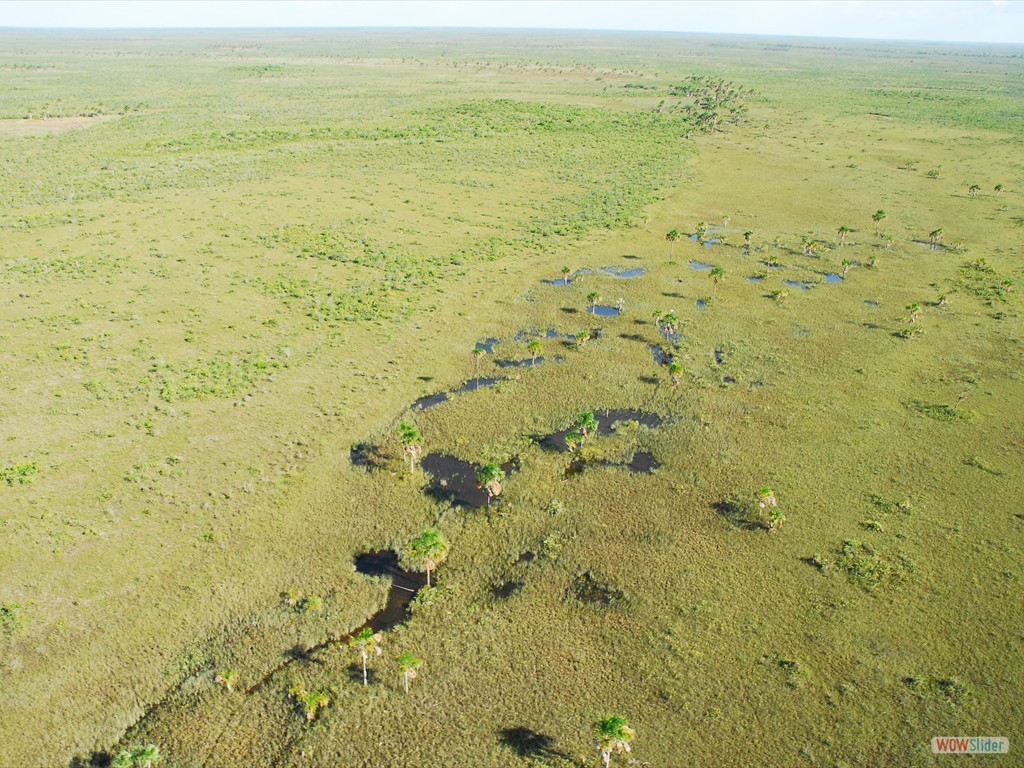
[
  {"left": 498, "top": 727, "right": 581, "bottom": 765},
  {"left": 69, "top": 753, "right": 112, "bottom": 768},
  {"left": 344, "top": 662, "right": 378, "bottom": 685},
  {"left": 713, "top": 498, "right": 769, "bottom": 531}
]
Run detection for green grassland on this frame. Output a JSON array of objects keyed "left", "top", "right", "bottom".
[{"left": 0, "top": 30, "right": 1021, "bottom": 767}]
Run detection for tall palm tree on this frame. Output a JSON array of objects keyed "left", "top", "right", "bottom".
[
  {"left": 841, "top": 258, "right": 854, "bottom": 277},
  {"left": 928, "top": 228, "right": 943, "bottom": 246},
  {"left": 403, "top": 528, "right": 448, "bottom": 587},
  {"left": 994, "top": 184, "right": 1004, "bottom": 195},
  {"left": 397, "top": 421, "right": 422, "bottom": 475},
  {"left": 349, "top": 627, "right": 383, "bottom": 686},
  {"left": 665, "top": 229, "right": 680, "bottom": 258},
  {"left": 968, "top": 184, "right": 980, "bottom": 198},
  {"left": 527, "top": 338, "right": 541, "bottom": 366},
  {"left": 743, "top": 230, "right": 753, "bottom": 249},
  {"left": 113, "top": 745, "right": 161, "bottom": 768},
  {"left": 587, "top": 291, "right": 602, "bottom": 310},
  {"left": 561, "top": 265, "right": 572, "bottom": 285},
  {"left": 595, "top": 715, "right": 636, "bottom": 768},
  {"left": 396, "top": 651, "right": 422, "bottom": 694},
  {"left": 837, "top": 225, "right": 850, "bottom": 245},
  {"left": 472, "top": 347, "right": 485, "bottom": 374},
  {"left": 872, "top": 209, "right": 886, "bottom": 236},
  {"left": 476, "top": 462, "right": 503, "bottom": 505},
  {"left": 710, "top": 266, "right": 725, "bottom": 300}
]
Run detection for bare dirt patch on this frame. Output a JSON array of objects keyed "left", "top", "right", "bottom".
[{"left": 0, "top": 114, "right": 120, "bottom": 136}]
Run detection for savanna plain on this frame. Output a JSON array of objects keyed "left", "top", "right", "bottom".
[{"left": 0, "top": 28, "right": 1022, "bottom": 768}]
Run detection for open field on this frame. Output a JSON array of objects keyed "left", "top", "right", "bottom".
[{"left": 0, "top": 30, "right": 1022, "bottom": 767}]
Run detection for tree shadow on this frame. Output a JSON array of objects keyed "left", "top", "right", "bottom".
[
  {"left": 619, "top": 333, "right": 647, "bottom": 342},
  {"left": 285, "top": 644, "right": 325, "bottom": 668},
  {"left": 69, "top": 753, "right": 112, "bottom": 768},
  {"left": 350, "top": 442, "right": 388, "bottom": 472},
  {"left": 344, "top": 662, "right": 378, "bottom": 685},
  {"left": 713, "top": 498, "right": 768, "bottom": 531},
  {"left": 560, "top": 307, "right": 579, "bottom": 314},
  {"left": 638, "top": 375, "right": 660, "bottom": 385},
  {"left": 498, "top": 726, "right": 578, "bottom": 763}
]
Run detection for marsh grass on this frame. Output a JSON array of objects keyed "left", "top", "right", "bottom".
[{"left": 0, "top": 28, "right": 1021, "bottom": 768}]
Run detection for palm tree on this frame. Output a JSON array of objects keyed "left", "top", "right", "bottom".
[
  {"left": 397, "top": 421, "right": 422, "bottom": 475},
  {"left": 665, "top": 229, "right": 680, "bottom": 258},
  {"left": 801, "top": 233, "right": 817, "bottom": 257},
  {"left": 472, "top": 347, "right": 485, "bottom": 374},
  {"left": 403, "top": 528, "right": 448, "bottom": 587},
  {"left": 968, "top": 184, "right": 980, "bottom": 198},
  {"left": 113, "top": 745, "right": 161, "bottom": 768},
  {"left": 349, "top": 627, "right": 383, "bottom": 686},
  {"left": 214, "top": 670, "right": 238, "bottom": 692},
  {"left": 837, "top": 225, "right": 850, "bottom": 245},
  {"left": 928, "top": 228, "right": 943, "bottom": 246},
  {"left": 615, "top": 297, "right": 624, "bottom": 312},
  {"left": 710, "top": 265, "right": 725, "bottom": 300},
  {"left": 754, "top": 486, "right": 780, "bottom": 529},
  {"left": 587, "top": 291, "right": 602, "bottom": 310},
  {"left": 396, "top": 651, "right": 422, "bottom": 694},
  {"left": 476, "top": 462, "right": 503, "bottom": 505},
  {"left": 564, "top": 429, "right": 583, "bottom": 452},
  {"left": 289, "top": 682, "right": 330, "bottom": 720},
  {"left": 527, "top": 338, "right": 541, "bottom": 366},
  {"left": 660, "top": 311, "right": 679, "bottom": 335},
  {"left": 595, "top": 715, "right": 636, "bottom": 768},
  {"left": 872, "top": 209, "right": 886, "bottom": 235},
  {"left": 668, "top": 361, "right": 682, "bottom": 387},
  {"left": 695, "top": 221, "right": 708, "bottom": 243},
  {"left": 906, "top": 302, "right": 921, "bottom": 323},
  {"left": 577, "top": 411, "right": 598, "bottom": 436},
  {"left": 573, "top": 330, "right": 589, "bottom": 349},
  {"left": 743, "top": 230, "right": 753, "bottom": 249},
  {"left": 995, "top": 184, "right": 1004, "bottom": 195},
  {"left": 561, "top": 265, "right": 572, "bottom": 285},
  {"left": 841, "top": 258, "right": 854, "bottom": 277}
]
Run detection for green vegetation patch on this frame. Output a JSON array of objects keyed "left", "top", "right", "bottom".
[
  {"left": 1, "top": 461, "right": 39, "bottom": 486},
  {"left": 957, "top": 258, "right": 1014, "bottom": 305},
  {"left": 155, "top": 355, "right": 286, "bottom": 402},
  {"left": 0, "top": 602, "right": 25, "bottom": 637},
  {"left": 831, "top": 539, "right": 916, "bottom": 592}
]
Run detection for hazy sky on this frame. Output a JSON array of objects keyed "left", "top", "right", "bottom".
[{"left": 0, "top": 1, "right": 1022, "bottom": 44}]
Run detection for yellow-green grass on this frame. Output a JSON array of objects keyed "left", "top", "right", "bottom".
[{"left": 0, "top": 30, "right": 1021, "bottom": 767}]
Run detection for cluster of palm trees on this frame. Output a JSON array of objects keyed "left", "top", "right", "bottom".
[
  {"left": 652, "top": 309, "right": 679, "bottom": 337},
  {"left": 279, "top": 528, "right": 449, "bottom": 723},
  {"left": 667, "top": 74, "right": 750, "bottom": 132}
]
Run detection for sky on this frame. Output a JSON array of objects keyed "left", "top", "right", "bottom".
[{"left": 0, "top": 1, "right": 1021, "bottom": 44}]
